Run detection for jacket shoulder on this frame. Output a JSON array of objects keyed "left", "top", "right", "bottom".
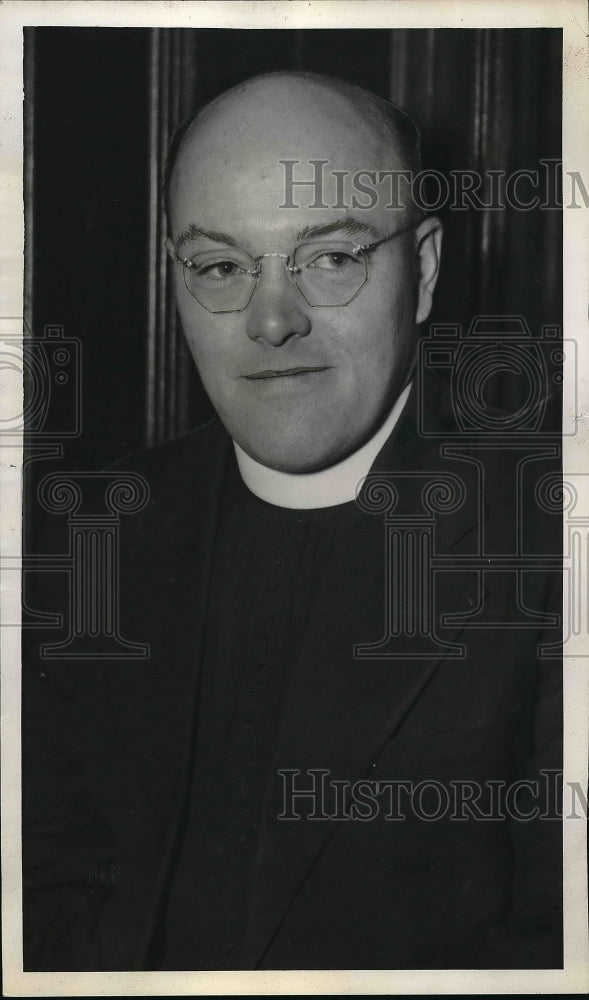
[{"left": 107, "top": 418, "right": 229, "bottom": 480}]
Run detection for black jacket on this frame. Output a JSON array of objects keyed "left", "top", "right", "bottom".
[{"left": 23, "top": 386, "right": 563, "bottom": 970}]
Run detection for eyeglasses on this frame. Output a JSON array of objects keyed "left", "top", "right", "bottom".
[{"left": 167, "top": 219, "right": 419, "bottom": 314}]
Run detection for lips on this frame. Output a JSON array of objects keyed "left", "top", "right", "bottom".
[{"left": 244, "top": 366, "right": 329, "bottom": 380}]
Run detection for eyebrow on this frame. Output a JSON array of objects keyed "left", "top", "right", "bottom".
[
  {"left": 295, "top": 217, "right": 380, "bottom": 242},
  {"left": 174, "top": 216, "right": 379, "bottom": 253},
  {"left": 175, "top": 224, "right": 241, "bottom": 252}
]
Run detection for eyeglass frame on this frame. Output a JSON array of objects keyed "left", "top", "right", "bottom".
[{"left": 165, "top": 217, "right": 423, "bottom": 314}]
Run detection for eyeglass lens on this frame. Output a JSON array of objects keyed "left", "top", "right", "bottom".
[{"left": 182, "top": 242, "right": 369, "bottom": 312}]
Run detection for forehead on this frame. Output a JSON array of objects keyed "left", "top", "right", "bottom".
[{"left": 169, "top": 86, "right": 406, "bottom": 242}]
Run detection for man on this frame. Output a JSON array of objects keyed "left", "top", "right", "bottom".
[{"left": 23, "top": 72, "right": 562, "bottom": 971}]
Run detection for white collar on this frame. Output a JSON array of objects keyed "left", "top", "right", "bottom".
[{"left": 233, "top": 382, "right": 412, "bottom": 510}]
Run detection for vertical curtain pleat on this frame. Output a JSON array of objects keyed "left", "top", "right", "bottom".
[{"left": 147, "top": 29, "right": 201, "bottom": 445}]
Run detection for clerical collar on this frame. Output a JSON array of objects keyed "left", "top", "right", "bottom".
[{"left": 233, "top": 382, "right": 412, "bottom": 510}]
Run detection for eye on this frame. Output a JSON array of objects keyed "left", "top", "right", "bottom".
[
  {"left": 193, "top": 259, "right": 246, "bottom": 282},
  {"left": 306, "top": 251, "right": 359, "bottom": 271}
]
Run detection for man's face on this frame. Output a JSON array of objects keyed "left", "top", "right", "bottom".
[{"left": 168, "top": 80, "right": 441, "bottom": 473}]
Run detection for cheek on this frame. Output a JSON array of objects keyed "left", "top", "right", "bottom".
[
  {"left": 344, "top": 286, "right": 415, "bottom": 373},
  {"left": 177, "top": 302, "right": 235, "bottom": 388}
]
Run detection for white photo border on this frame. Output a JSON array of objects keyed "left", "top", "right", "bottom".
[{"left": 1, "top": 1, "right": 587, "bottom": 995}]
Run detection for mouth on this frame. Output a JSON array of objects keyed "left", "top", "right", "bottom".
[{"left": 243, "top": 366, "right": 330, "bottom": 380}]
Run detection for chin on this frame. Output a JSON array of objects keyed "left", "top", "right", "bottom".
[
  {"left": 237, "top": 432, "right": 356, "bottom": 475},
  {"left": 246, "top": 447, "right": 326, "bottom": 474}
]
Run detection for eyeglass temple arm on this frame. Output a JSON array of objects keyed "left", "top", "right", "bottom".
[{"left": 356, "top": 218, "right": 439, "bottom": 254}]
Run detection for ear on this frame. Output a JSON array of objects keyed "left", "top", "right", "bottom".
[
  {"left": 414, "top": 217, "right": 443, "bottom": 325},
  {"left": 165, "top": 236, "right": 176, "bottom": 259}
]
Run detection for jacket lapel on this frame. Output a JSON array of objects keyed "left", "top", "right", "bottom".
[{"left": 91, "top": 424, "right": 233, "bottom": 964}]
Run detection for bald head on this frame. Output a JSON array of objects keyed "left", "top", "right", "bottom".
[{"left": 164, "top": 72, "right": 421, "bottom": 219}]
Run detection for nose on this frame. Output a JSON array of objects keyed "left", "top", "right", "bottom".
[{"left": 245, "top": 257, "right": 312, "bottom": 346}]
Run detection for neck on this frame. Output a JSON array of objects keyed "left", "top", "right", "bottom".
[{"left": 234, "top": 382, "right": 412, "bottom": 510}]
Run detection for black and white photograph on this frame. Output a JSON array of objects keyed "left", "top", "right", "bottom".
[{"left": 1, "top": 1, "right": 588, "bottom": 995}]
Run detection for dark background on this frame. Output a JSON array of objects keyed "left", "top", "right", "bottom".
[{"left": 25, "top": 27, "right": 562, "bottom": 470}]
